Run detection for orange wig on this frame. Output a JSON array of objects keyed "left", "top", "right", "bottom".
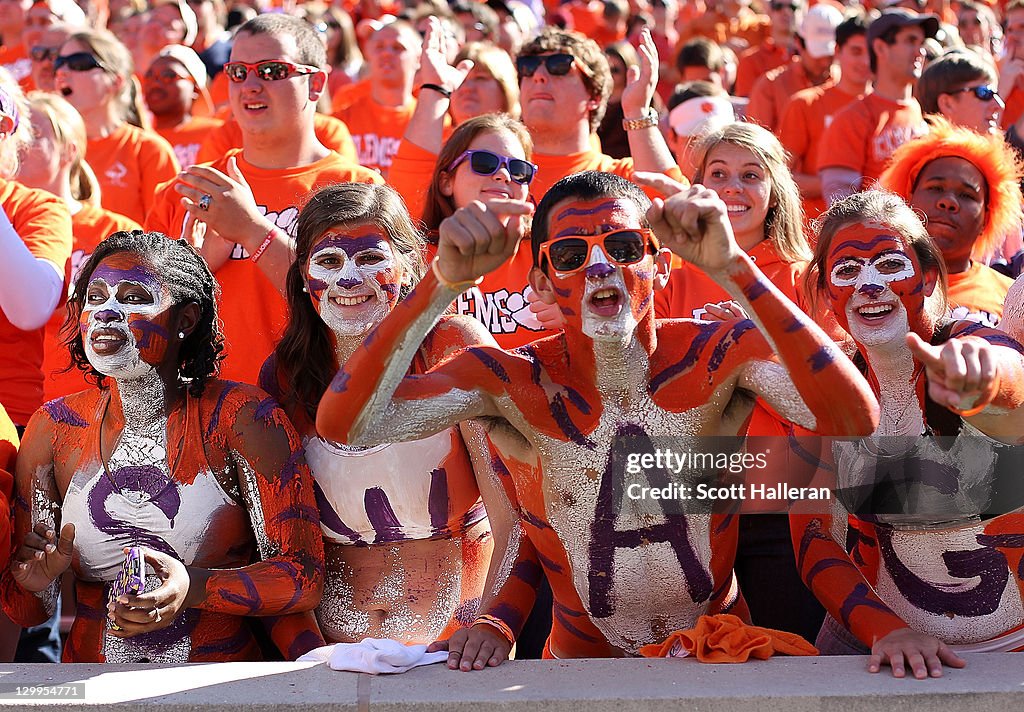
[{"left": 878, "top": 118, "right": 1024, "bottom": 262}]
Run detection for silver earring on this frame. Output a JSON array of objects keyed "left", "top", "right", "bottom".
[
  {"left": 178, "top": 331, "right": 185, "bottom": 339},
  {"left": 302, "top": 285, "right": 309, "bottom": 293}
]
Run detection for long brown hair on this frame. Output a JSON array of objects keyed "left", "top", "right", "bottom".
[
  {"left": 274, "top": 183, "right": 426, "bottom": 422},
  {"left": 422, "top": 113, "right": 532, "bottom": 238}
]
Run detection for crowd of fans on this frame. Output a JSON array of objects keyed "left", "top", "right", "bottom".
[{"left": 0, "top": 0, "right": 1023, "bottom": 681}]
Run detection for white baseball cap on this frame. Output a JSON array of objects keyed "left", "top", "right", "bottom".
[
  {"left": 668, "top": 95, "right": 734, "bottom": 138},
  {"left": 799, "top": 4, "right": 843, "bottom": 59}
]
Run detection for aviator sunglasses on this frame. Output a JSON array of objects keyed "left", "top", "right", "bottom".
[
  {"left": 223, "top": 60, "right": 320, "bottom": 82},
  {"left": 448, "top": 149, "right": 538, "bottom": 185},
  {"left": 539, "top": 229, "right": 659, "bottom": 274},
  {"left": 54, "top": 52, "right": 108, "bottom": 72},
  {"left": 30, "top": 45, "right": 62, "bottom": 62},
  {"left": 516, "top": 53, "right": 579, "bottom": 78}
]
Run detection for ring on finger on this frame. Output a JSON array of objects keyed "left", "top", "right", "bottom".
[
  {"left": 198, "top": 193, "right": 212, "bottom": 211},
  {"left": 154, "top": 608, "right": 162, "bottom": 622}
]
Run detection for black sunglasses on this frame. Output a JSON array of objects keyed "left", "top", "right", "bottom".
[
  {"left": 54, "top": 52, "right": 108, "bottom": 73},
  {"left": 516, "top": 53, "right": 577, "bottom": 78},
  {"left": 952, "top": 85, "right": 999, "bottom": 101},
  {"left": 30, "top": 45, "right": 62, "bottom": 62},
  {"left": 770, "top": 2, "right": 799, "bottom": 10},
  {"left": 448, "top": 149, "right": 537, "bottom": 185}
]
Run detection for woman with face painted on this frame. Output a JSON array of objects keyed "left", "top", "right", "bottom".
[
  {"left": 879, "top": 118, "right": 1024, "bottom": 328},
  {"left": 56, "top": 30, "right": 180, "bottom": 224},
  {"left": 793, "top": 189, "right": 1024, "bottom": 678},
  {"left": 17, "top": 92, "right": 142, "bottom": 403},
  {"left": 259, "top": 183, "right": 497, "bottom": 647},
  {"left": 1, "top": 232, "right": 325, "bottom": 663}
]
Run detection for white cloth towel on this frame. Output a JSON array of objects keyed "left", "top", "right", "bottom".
[{"left": 297, "top": 638, "right": 449, "bottom": 674}]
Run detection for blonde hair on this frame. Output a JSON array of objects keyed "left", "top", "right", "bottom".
[
  {"left": 692, "top": 121, "right": 810, "bottom": 263},
  {"left": 454, "top": 42, "right": 520, "bottom": 120},
  {"left": 28, "top": 92, "right": 102, "bottom": 206},
  {"left": 0, "top": 69, "right": 31, "bottom": 179}
]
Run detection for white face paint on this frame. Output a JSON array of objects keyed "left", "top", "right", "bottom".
[
  {"left": 82, "top": 263, "right": 175, "bottom": 380},
  {"left": 306, "top": 233, "right": 401, "bottom": 339},
  {"left": 830, "top": 251, "right": 916, "bottom": 348},
  {"left": 579, "top": 245, "right": 639, "bottom": 343}
]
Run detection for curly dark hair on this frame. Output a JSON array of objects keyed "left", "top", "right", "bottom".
[
  {"left": 275, "top": 183, "right": 426, "bottom": 422},
  {"left": 64, "top": 231, "right": 224, "bottom": 397}
]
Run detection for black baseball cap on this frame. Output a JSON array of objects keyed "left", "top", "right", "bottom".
[{"left": 867, "top": 8, "right": 940, "bottom": 45}]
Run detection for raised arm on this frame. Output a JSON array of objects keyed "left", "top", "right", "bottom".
[
  {"left": 641, "top": 176, "right": 879, "bottom": 436},
  {"left": 622, "top": 29, "right": 679, "bottom": 175},
  {"left": 316, "top": 199, "right": 534, "bottom": 447}
]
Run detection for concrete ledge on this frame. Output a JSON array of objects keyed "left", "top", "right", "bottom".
[{"left": 0, "top": 655, "right": 1022, "bottom": 711}]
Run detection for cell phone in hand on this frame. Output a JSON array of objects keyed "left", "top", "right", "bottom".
[{"left": 108, "top": 547, "right": 144, "bottom": 631}]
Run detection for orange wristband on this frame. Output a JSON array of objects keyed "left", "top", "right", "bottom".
[
  {"left": 250, "top": 227, "right": 279, "bottom": 264},
  {"left": 472, "top": 614, "right": 515, "bottom": 646}
]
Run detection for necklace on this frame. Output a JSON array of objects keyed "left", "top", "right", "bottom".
[{"left": 100, "top": 388, "right": 189, "bottom": 497}]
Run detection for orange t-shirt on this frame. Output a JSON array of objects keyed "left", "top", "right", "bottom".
[
  {"left": 734, "top": 42, "right": 790, "bottom": 98},
  {"left": 155, "top": 116, "right": 226, "bottom": 169},
  {"left": 195, "top": 113, "right": 359, "bottom": 166},
  {"left": 0, "top": 402, "right": 16, "bottom": 571},
  {"left": 818, "top": 93, "right": 928, "bottom": 184},
  {"left": 41, "top": 204, "right": 142, "bottom": 403},
  {"left": 333, "top": 89, "right": 416, "bottom": 176},
  {"left": 0, "top": 180, "right": 72, "bottom": 425},
  {"left": 778, "top": 83, "right": 865, "bottom": 221},
  {"left": 86, "top": 123, "right": 181, "bottom": 225},
  {"left": 145, "top": 149, "right": 384, "bottom": 384},
  {"left": 946, "top": 262, "right": 1014, "bottom": 327},
  {"left": 746, "top": 61, "right": 835, "bottom": 134}
]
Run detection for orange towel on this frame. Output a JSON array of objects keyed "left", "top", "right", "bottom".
[{"left": 638, "top": 614, "right": 818, "bottom": 663}]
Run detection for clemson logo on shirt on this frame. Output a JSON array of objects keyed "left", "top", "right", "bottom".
[{"left": 454, "top": 286, "right": 544, "bottom": 334}]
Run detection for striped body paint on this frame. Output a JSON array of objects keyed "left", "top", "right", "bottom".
[{"left": 318, "top": 193, "right": 877, "bottom": 657}]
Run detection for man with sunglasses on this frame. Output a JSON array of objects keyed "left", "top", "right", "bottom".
[
  {"left": 516, "top": 28, "right": 679, "bottom": 201},
  {"left": 819, "top": 8, "right": 938, "bottom": 205},
  {"left": 146, "top": 14, "right": 381, "bottom": 385},
  {"left": 316, "top": 172, "right": 878, "bottom": 668},
  {"left": 917, "top": 49, "right": 1004, "bottom": 136}
]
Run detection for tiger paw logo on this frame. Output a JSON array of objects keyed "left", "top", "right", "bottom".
[{"left": 105, "top": 162, "right": 128, "bottom": 188}]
